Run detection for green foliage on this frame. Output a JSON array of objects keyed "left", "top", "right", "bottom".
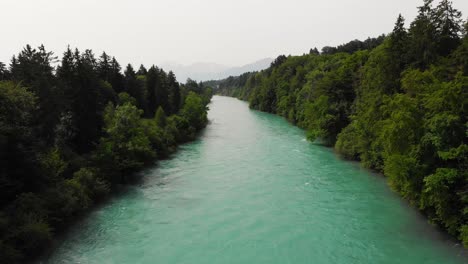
[
  {"left": 38, "top": 147, "right": 68, "bottom": 183},
  {"left": 95, "top": 103, "right": 155, "bottom": 183},
  {"left": 0, "top": 81, "right": 38, "bottom": 206},
  {"left": 118, "top": 92, "right": 137, "bottom": 106},
  {"left": 421, "top": 168, "right": 463, "bottom": 234},
  {"left": 155, "top": 106, "right": 167, "bottom": 128},
  {"left": 335, "top": 122, "right": 362, "bottom": 159},
  {"left": 182, "top": 92, "right": 208, "bottom": 130},
  {"left": 304, "top": 95, "right": 335, "bottom": 144},
  {"left": 0, "top": 45, "right": 211, "bottom": 262},
  {"left": 0, "top": 81, "right": 37, "bottom": 136},
  {"left": 461, "top": 225, "right": 468, "bottom": 247},
  {"left": 16, "top": 219, "right": 52, "bottom": 256},
  {"left": 216, "top": 0, "right": 467, "bottom": 246}
]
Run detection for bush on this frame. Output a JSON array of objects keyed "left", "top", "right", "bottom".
[
  {"left": 15, "top": 220, "right": 52, "bottom": 256},
  {"left": 181, "top": 92, "right": 208, "bottom": 131}
]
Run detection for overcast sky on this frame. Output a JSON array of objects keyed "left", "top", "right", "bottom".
[{"left": 1, "top": 0, "right": 467, "bottom": 68}]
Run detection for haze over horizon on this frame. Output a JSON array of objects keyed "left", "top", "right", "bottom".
[{"left": 2, "top": 0, "right": 468, "bottom": 73}]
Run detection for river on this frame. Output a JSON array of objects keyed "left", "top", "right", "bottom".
[{"left": 42, "top": 96, "right": 466, "bottom": 264}]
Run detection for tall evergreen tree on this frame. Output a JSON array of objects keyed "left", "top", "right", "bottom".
[
  {"left": 10, "top": 45, "right": 59, "bottom": 142},
  {"left": 137, "top": 64, "right": 147, "bottom": 75},
  {"left": 0, "top": 44, "right": 212, "bottom": 262},
  {"left": 408, "top": 0, "right": 438, "bottom": 69},
  {"left": 55, "top": 46, "right": 78, "bottom": 147},
  {"left": 433, "top": 0, "right": 464, "bottom": 55},
  {"left": 388, "top": 14, "right": 409, "bottom": 91},
  {"left": 109, "top": 57, "right": 125, "bottom": 93},
  {"left": 57, "top": 46, "right": 75, "bottom": 85},
  {"left": 390, "top": 14, "right": 408, "bottom": 58},
  {"left": 168, "top": 71, "right": 181, "bottom": 114},
  {"left": 69, "top": 49, "right": 102, "bottom": 153},
  {"left": 0, "top": 62, "right": 8, "bottom": 80},
  {"left": 124, "top": 64, "right": 146, "bottom": 110},
  {"left": 156, "top": 68, "right": 170, "bottom": 114},
  {"left": 309, "top": 47, "right": 320, "bottom": 55},
  {"left": 145, "top": 66, "right": 159, "bottom": 117},
  {"left": 97, "top": 52, "right": 111, "bottom": 81}
]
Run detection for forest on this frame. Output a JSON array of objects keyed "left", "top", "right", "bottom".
[
  {"left": 0, "top": 46, "right": 212, "bottom": 262},
  {"left": 216, "top": 0, "right": 468, "bottom": 246}
]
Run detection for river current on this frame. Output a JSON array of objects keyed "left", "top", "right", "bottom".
[{"left": 42, "top": 96, "right": 466, "bottom": 264}]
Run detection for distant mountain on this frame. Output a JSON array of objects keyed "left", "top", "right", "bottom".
[
  {"left": 218, "top": 58, "right": 273, "bottom": 80},
  {"left": 162, "top": 58, "right": 273, "bottom": 82}
]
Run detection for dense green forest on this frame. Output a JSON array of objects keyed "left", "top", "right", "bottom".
[
  {"left": 0, "top": 45, "right": 212, "bottom": 262},
  {"left": 216, "top": 0, "right": 468, "bottom": 246}
]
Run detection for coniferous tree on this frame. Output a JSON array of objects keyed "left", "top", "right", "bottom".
[
  {"left": 0, "top": 44, "right": 212, "bottom": 262},
  {"left": 69, "top": 49, "right": 103, "bottom": 153},
  {"left": 109, "top": 57, "right": 125, "bottom": 93},
  {"left": 156, "top": 68, "right": 170, "bottom": 114},
  {"left": 185, "top": 78, "right": 201, "bottom": 93},
  {"left": 145, "top": 66, "right": 159, "bottom": 117},
  {"left": 452, "top": 21, "right": 468, "bottom": 75},
  {"left": 57, "top": 46, "right": 76, "bottom": 104},
  {"left": 124, "top": 64, "right": 146, "bottom": 110},
  {"left": 97, "top": 52, "right": 111, "bottom": 81},
  {"left": 388, "top": 14, "right": 409, "bottom": 91},
  {"left": 55, "top": 46, "right": 78, "bottom": 149},
  {"left": 408, "top": 0, "right": 438, "bottom": 69},
  {"left": 168, "top": 71, "right": 181, "bottom": 114},
  {"left": 433, "top": 0, "right": 464, "bottom": 56},
  {"left": 10, "top": 45, "right": 59, "bottom": 142},
  {"left": 0, "top": 62, "right": 8, "bottom": 80},
  {"left": 9, "top": 56, "right": 18, "bottom": 78},
  {"left": 389, "top": 14, "right": 408, "bottom": 62},
  {"left": 137, "top": 64, "right": 147, "bottom": 75},
  {"left": 57, "top": 47, "right": 75, "bottom": 84},
  {"left": 309, "top": 47, "right": 320, "bottom": 55}
]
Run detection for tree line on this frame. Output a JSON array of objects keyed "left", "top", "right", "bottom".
[
  {"left": 0, "top": 45, "right": 212, "bottom": 262},
  {"left": 217, "top": 0, "right": 467, "bottom": 246}
]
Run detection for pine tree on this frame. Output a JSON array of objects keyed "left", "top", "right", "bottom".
[
  {"left": 145, "top": 66, "right": 159, "bottom": 117},
  {"left": 388, "top": 14, "right": 409, "bottom": 90},
  {"left": 124, "top": 64, "right": 146, "bottom": 110},
  {"left": 57, "top": 46, "right": 75, "bottom": 85},
  {"left": 10, "top": 45, "right": 58, "bottom": 141},
  {"left": 168, "top": 71, "right": 181, "bottom": 114},
  {"left": 309, "top": 47, "right": 320, "bottom": 55},
  {"left": 110, "top": 57, "right": 124, "bottom": 93},
  {"left": 156, "top": 68, "right": 170, "bottom": 114},
  {"left": 137, "top": 64, "right": 147, "bottom": 75},
  {"left": 98, "top": 52, "right": 111, "bottom": 81},
  {"left": 433, "top": 0, "right": 463, "bottom": 55},
  {"left": 390, "top": 14, "right": 408, "bottom": 53},
  {"left": 0, "top": 62, "right": 8, "bottom": 80},
  {"left": 70, "top": 49, "right": 102, "bottom": 153},
  {"left": 56, "top": 46, "right": 78, "bottom": 136},
  {"left": 408, "top": 0, "right": 438, "bottom": 69}
]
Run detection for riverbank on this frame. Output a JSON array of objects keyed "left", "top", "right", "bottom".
[
  {"left": 0, "top": 45, "right": 213, "bottom": 263},
  {"left": 213, "top": 24, "right": 467, "bottom": 246},
  {"left": 41, "top": 96, "right": 466, "bottom": 264}
]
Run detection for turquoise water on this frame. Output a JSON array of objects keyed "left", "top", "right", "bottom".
[{"left": 42, "top": 96, "right": 466, "bottom": 263}]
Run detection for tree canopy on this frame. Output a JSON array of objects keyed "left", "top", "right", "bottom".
[
  {"left": 216, "top": 0, "right": 467, "bottom": 247},
  {"left": 0, "top": 45, "right": 212, "bottom": 263}
]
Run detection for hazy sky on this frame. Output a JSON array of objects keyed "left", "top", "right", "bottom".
[{"left": 1, "top": 0, "right": 467, "bottom": 68}]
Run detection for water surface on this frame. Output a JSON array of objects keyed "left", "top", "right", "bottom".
[{"left": 43, "top": 96, "right": 466, "bottom": 264}]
